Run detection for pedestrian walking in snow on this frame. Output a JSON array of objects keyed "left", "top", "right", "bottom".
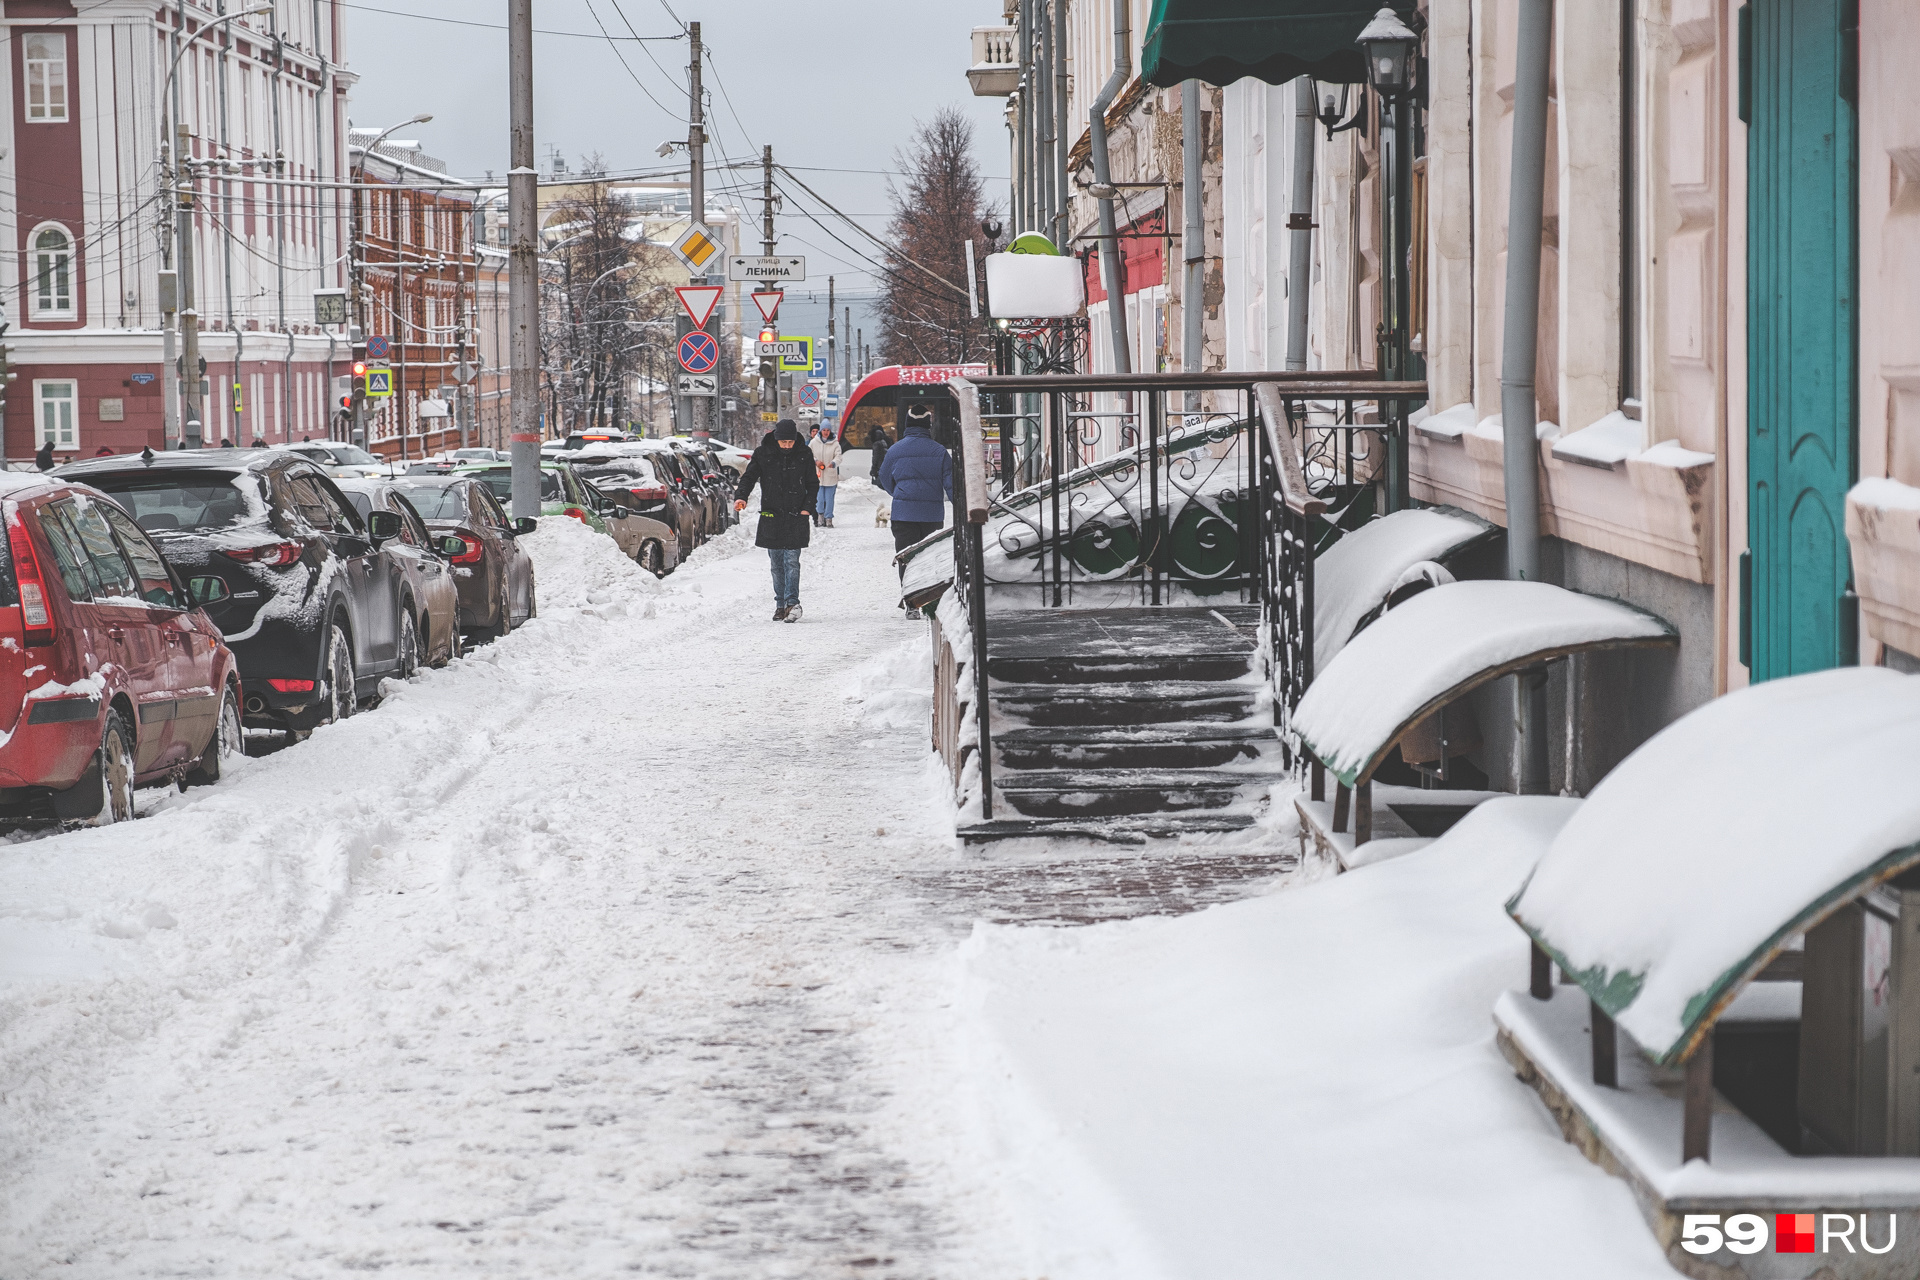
[
  {"left": 811, "top": 428, "right": 843, "bottom": 528},
  {"left": 876, "top": 403, "right": 952, "bottom": 620},
  {"left": 734, "top": 418, "right": 819, "bottom": 622},
  {"left": 868, "top": 427, "right": 889, "bottom": 479}
]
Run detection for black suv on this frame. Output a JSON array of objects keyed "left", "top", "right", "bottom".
[{"left": 58, "top": 449, "right": 414, "bottom": 733}]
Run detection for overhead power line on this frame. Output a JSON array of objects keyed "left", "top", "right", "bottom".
[{"left": 335, "top": 2, "right": 680, "bottom": 41}]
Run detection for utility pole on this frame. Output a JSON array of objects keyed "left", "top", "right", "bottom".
[
  {"left": 843, "top": 305, "right": 851, "bottom": 402},
  {"left": 177, "top": 124, "right": 204, "bottom": 449},
  {"left": 826, "top": 275, "right": 835, "bottom": 392},
  {"left": 759, "top": 144, "right": 779, "bottom": 420},
  {"left": 686, "top": 21, "right": 707, "bottom": 439},
  {"left": 508, "top": 0, "right": 539, "bottom": 518}
]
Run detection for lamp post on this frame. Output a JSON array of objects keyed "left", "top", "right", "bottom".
[
  {"left": 1356, "top": 6, "right": 1422, "bottom": 512},
  {"left": 350, "top": 113, "right": 433, "bottom": 451},
  {"left": 160, "top": 5, "right": 273, "bottom": 449}
]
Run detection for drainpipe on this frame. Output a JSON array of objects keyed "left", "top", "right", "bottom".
[
  {"left": 1500, "top": 0, "right": 1553, "bottom": 793},
  {"left": 1181, "top": 79, "right": 1204, "bottom": 391},
  {"left": 1053, "top": 0, "right": 1070, "bottom": 251},
  {"left": 1285, "top": 76, "right": 1316, "bottom": 371},
  {"left": 1089, "top": 0, "right": 1132, "bottom": 373}
]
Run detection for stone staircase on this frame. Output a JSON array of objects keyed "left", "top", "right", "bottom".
[{"left": 961, "top": 606, "right": 1288, "bottom": 844}]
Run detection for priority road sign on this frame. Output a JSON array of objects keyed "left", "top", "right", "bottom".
[
  {"left": 676, "top": 373, "right": 718, "bottom": 397},
  {"left": 366, "top": 335, "right": 392, "bottom": 361},
  {"left": 673, "top": 224, "right": 724, "bottom": 274},
  {"left": 364, "top": 368, "right": 394, "bottom": 397},
  {"left": 677, "top": 330, "right": 720, "bottom": 374},
  {"left": 673, "top": 284, "right": 724, "bottom": 329},
  {"left": 453, "top": 361, "right": 478, "bottom": 384},
  {"left": 728, "top": 255, "right": 804, "bottom": 284}
]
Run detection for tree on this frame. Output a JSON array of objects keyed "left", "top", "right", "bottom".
[
  {"left": 876, "top": 108, "right": 996, "bottom": 367},
  {"left": 540, "top": 172, "right": 677, "bottom": 435}
]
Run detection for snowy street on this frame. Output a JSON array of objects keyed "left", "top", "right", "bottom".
[{"left": 0, "top": 476, "right": 1292, "bottom": 1278}]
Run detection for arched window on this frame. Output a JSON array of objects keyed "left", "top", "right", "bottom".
[{"left": 30, "top": 225, "right": 75, "bottom": 319}]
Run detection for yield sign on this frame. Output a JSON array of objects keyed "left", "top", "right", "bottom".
[
  {"left": 751, "top": 291, "right": 783, "bottom": 324},
  {"left": 677, "top": 330, "right": 720, "bottom": 374},
  {"left": 674, "top": 284, "right": 723, "bottom": 329}
]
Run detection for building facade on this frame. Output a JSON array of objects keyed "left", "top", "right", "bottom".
[{"left": 3, "top": 0, "right": 354, "bottom": 458}]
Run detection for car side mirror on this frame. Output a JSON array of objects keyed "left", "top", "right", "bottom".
[
  {"left": 187, "top": 575, "right": 230, "bottom": 606},
  {"left": 612, "top": 506, "right": 631, "bottom": 521},
  {"left": 437, "top": 535, "right": 467, "bottom": 557},
  {"left": 366, "top": 510, "right": 402, "bottom": 544},
  {"left": 513, "top": 517, "right": 537, "bottom": 536}
]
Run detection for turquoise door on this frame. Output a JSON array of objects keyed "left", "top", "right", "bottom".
[{"left": 1745, "top": 0, "right": 1858, "bottom": 680}]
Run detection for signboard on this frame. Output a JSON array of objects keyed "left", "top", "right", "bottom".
[
  {"left": 453, "top": 361, "right": 477, "bottom": 384},
  {"left": 795, "top": 404, "right": 821, "bottom": 423},
  {"left": 676, "top": 373, "right": 718, "bottom": 397},
  {"left": 796, "top": 383, "right": 821, "bottom": 408},
  {"left": 896, "top": 363, "right": 989, "bottom": 385},
  {"left": 727, "top": 255, "right": 805, "bottom": 283},
  {"left": 313, "top": 289, "right": 349, "bottom": 327},
  {"left": 130, "top": 372, "right": 156, "bottom": 386},
  {"left": 750, "top": 291, "right": 783, "bottom": 324},
  {"left": 673, "top": 285, "right": 724, "bottom": 329},
  {"left": 778, "top": 336, "right": 814, "bottom": 372},
  {"left": 419, "top": 398, "right": 451, "bottom": 419},
  {"left": 673, "top": 224, "right": 724, "bottom": 274},
  {"left": 810, "top": 355, "right": 827, "bottom": 378},
  {"left": 756, "top": 337, "right": 810, "bottom": 363},
  {"left": 366, "top": 335, "right": 392, "bottom": 361},
  {"left": 364, "top": 368, "right": 394, "bottom": 397},
  {"left": 677, "top": 330, "right": 720, "bottom": 374},
  {"left": 760, "top": 411, "right": 778, "bottom": 422}
]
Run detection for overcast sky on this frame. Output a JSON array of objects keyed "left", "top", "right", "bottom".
[{"left": 344, "top": 0, "right": 1009, "bottom": 348}]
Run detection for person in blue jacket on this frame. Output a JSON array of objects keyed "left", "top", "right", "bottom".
[{"left": 877, "top": 402, "right": 953, "bottom": 619}]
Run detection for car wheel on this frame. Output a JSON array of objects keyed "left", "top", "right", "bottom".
[
  {"left": 83, "top": 711, "right": 137, "bottom": 825},
  {"left": 395, "top": 609, "right": 420, "bottom": 681},
  {"left": 185, "top": 682, "right": 243, "bottom": 787},
  {"left": 321, "top": 620, "right": 356, "bottom": 724},
  {"left": 641, "top": 541, "right": 664, "bottom": 577},
  {"left": 524, "top": 576, "right": 537, "bottom": 622},
  {"left": 443, "top": 617, "right": 463, "bottom": 664},
  {"left": 493, "top": 580, "right": 513, "bottom": 639}
]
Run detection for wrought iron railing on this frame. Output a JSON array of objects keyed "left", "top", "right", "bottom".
[{"left": 946, "top": 370, "right": 1427, "bottom": 816}]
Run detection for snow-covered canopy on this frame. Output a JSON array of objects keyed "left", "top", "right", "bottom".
[
  {"left": 1292, "top": 580, "right": 1674, "bottom": 787},
  {"left": 1313, "top": 507, "right": 1497, "bottom": 668},
  {"left": 1508, "top": 668, "right": 1920, "bottom": 1067}
]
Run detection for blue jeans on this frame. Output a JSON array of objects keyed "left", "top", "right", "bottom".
[
  {"left": 816, "top": 486, "right": 837, "bottom": 520},
  {"left": 768, "top": 548, "right": 801, "bottom": 608}
]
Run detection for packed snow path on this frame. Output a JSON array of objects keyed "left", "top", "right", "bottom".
[{"left": 0, "top": 475, "right": 1290, "bottom": 1278}]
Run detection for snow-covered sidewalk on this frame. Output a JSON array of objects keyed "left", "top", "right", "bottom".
[{"left": 0, "top": 480, "right": 1032, "bottom": 1277}]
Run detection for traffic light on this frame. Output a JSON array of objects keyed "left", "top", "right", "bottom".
[
  {"left": 331, "top": 375, "right": 354, "bottom": 413},
  {"left": 758, "top": 327, "right": 776, "bottom": 345},
  {"left": 351, "top": 360, "right": 368, "bottom": 379}
]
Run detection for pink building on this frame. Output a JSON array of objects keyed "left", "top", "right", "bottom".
[{"left": 3, "top": 0, "right": 354, "bottom": 459}]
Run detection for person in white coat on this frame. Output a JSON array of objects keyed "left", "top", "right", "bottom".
[{"left": 810, "top": 426, "right": 844, "bottom": 527}]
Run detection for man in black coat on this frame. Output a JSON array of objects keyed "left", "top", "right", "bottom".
[
  {"left": 734, "top": 419, "right": 819, "bottom": 622},
  {"left": 868, "top": 426, "right": 889, "bottom": 479}
]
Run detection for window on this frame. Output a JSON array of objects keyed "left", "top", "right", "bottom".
[
  {"left": 35, "top": 504, "right": 96, "bottom": 602},
  {"left": 34, "top": 380, "right": 77, "bottom": 449},
  {"left": 31, "top": 225, "right": 75, "bottom": 319},
  {"left": 52, "top": 498, "right": 140, "bottom": 603},
  {"left": 97, "top": 504, "right": 181, "bottom": 607},
  {"left": 25, "top": 34, "right": 67, "bottom": 123}
]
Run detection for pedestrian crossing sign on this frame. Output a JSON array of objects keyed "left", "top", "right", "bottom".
[
  {"left": 673, "top": 224, "right": 723, "bottom": 273},
  {"left": 364, "top": 368, "right": 394, "bottom": 398}
]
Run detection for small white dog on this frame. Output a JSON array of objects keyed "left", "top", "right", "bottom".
[{"left": 874, "top": 505, "right": 890, "bottom": 528}]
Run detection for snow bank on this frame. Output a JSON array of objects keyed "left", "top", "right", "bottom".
[
  {"left": 1509, "top": 667, "right": 1920, "bottom": 1063},
  {"left": 1294, "top": 580, "right": 1672, "bottom": 784},
  {"left": 516, "top": 511, "right": 662, "bottom": 621},
  {"left": 957, "top": 796, "right": 1676, "bottom": 1279},
  {"left": 846, "top": 630, "right": 933, "bottom": 732}
]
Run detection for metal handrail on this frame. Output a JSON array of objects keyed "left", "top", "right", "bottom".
[
  {"left": 951, "top": 377, "right": 995, "bottom": 819},
  {"left": 1254, "top": 382, "right": 1329, "bottom": 521}
]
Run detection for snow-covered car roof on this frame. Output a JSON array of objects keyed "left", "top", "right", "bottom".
[
  {"left": 1292, "top": 579, "right": 1675, "bottom": 787},
  {"left": 1508, "top": 667, "right": 1920, "bottom": 1066}
]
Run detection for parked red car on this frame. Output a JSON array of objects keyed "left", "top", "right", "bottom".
[{"left": 0, "top": 473, "right": 241, "bottom": 825}]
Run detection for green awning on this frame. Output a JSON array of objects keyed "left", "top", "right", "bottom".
[{"left": 1141, "top": 0, "right": 1394, "bottom": 88}]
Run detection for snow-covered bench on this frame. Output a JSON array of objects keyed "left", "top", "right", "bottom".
[
  {"left": 1288, "top": 579, "right": 1675, "bottom": 870},
  {"left": 1500, "top": 668, "right": 1920, "bottom": 1278}
]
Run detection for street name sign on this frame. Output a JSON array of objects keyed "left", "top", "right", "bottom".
[
  {"left": 673, "top": 285, "right": 724, "bottom": 329},
  {"left": 676, "top": 373, "right": 718, "bottom": 397},
  {"left": 673, "top": 224, "right": 724, "bottom": 274},
  {"left": 728, "top": 256, "right": 805, "bottom": 284}
]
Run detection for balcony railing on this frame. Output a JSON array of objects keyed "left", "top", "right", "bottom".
[{"left": 968, "top": 26, "right": 1018, "bottom": 97}]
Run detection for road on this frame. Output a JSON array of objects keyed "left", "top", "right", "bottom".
[{"left": 0, "top": 475, "right": 1288, "bottom": 1278}]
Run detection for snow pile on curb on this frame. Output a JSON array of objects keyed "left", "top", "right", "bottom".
[
  {"left": 518, "top": 513, "right": 661, "bottom": 621},
  {"left": 846, "top": 631, "right": 933, "bottom": 732},
  {"left": 957, "top": 796, "right": 1677, "bottom": 1279}
]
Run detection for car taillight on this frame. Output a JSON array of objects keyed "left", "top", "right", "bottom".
[
  {"left": 564, "top": 507, "right": 588, "bottom": 521},
  {"left": 7, "top": 512, "right": 54, "bottom": 646},
  {"left": 633, "top": 486, "right": 667, "bottom": 500},
  {"left": 449, "top": 534, "right": 484, "bottom": 565},
  {"left": 267, "top": 678, "right": 316, "bottom": 692},
  {"left": 222, "top": 542, "right": 304, "bottom": 568}
]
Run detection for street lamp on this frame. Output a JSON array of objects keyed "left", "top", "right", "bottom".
[
  {"left": 349, "top": 113, "right": 434, "bottom": 450},
  {"left": 159, "top": 4, "right": 274, "bottom": 449},
  {"left": 1356, "top": 8, "right": 1420, "bottom": 101}
]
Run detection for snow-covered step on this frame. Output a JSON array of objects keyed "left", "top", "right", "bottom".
[
  {"left": 987, "top": 649, "right": 1256, "bottom": 685},
  {"left": 984, "top": 605, "right": 1260, "bottom": 686},
  {"left": 994, "top": 768, "right": 1276, "bottom": 819},
  {"left": 957, "top": 811, "right": 1260, "bottom": 845},
  {"left": 992, "top": 681, "right": 1263, "bottom": 727},
  {"left": 994, "top": 725, "right": 1282, "bottom": 772}
]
